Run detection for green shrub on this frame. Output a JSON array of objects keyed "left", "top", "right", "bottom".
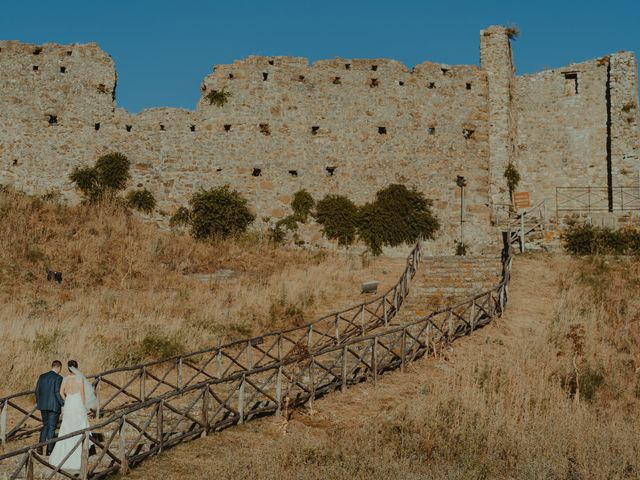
[
  {"left": 563, "top": 224, "right": 640, "bottom": 256},
  {"left": 139, "top": 331, "right": 185, "bottom": 360},
  {"left": 291, "top": 189, "right": 315, "bottom": 222},
  {"left": 170, "top": 206, "right": 191, "bottom": 227},
  {"left": 189, "top": 186, "right": 255, "bottom": 240},
  {"left": 314, "top": 195, "right": 359, "bottom": 246},
  {"left": 357, "top": 185, "right": 439, "bottom": 255},
  {"left": 205, "top": 88, "right": 231, "bottom": 107},
  {"left": 504, "top": 25, "right": 520, "bottom": 40},
  {"left": 69, "top": 152, "right": 131, "bottom": 202},
  {"left": 455, "top": 241, "right": 467, "bottom": 256},
  {"left": 126, "top": 189, "right": 156, "bottom": 214},
  {"left": 504, "top": 162, "right": 521, "bottom": 199}
]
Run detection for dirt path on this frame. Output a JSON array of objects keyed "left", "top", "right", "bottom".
[{"left": 123, "top": 254, "right": 563, "bottom": 480}]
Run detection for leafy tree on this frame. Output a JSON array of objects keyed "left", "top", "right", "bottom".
[
  {"left": 126, "top": 189, "right": 156, "bottom": 214},
  {"left": 188, "top": 186, "right": 255, "bottom": 239},
  {"left": 69, "top": 152, "right": 131, "bottom": 202},
  {"left": 291, "top": 189, "right": 315, "bottom": 222},
  {"left": 314, "top": 195, "right": 359, "bottom": 246}
]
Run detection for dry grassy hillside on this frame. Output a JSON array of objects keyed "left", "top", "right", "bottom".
[
  {"left": 0, "top": 188, "right": 405, "bottom": 394},
  {"left": 124, "top": 255, "right": 640, "bottom": 480}
]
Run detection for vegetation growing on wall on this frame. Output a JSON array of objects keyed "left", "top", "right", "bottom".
[
  {"left": 205, "top": 88, "right": 231, "bottom": 107},
  {"left": 504, "top": 24, "right": 520, "bottom": 40},
  {"left": 504, "top": 162, "right": 521, "bottom": 202},
  {"left": 172, "top": 186, "right": 255, "bottom": 240},
  {"left": 563, "top": 224, "right": 640, "bottom": 256}
]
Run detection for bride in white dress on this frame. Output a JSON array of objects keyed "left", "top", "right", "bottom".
[{"left": 49, "top": 360, "right": 97, "bottom": 471}]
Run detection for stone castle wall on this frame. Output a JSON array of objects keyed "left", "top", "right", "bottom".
[{"left": 1, "top": 27, "right": 638, "bottom": 252}]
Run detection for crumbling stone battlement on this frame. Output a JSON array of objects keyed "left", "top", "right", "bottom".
[{"left": 0, "top": 27, "right": 638, "bottom": 253}]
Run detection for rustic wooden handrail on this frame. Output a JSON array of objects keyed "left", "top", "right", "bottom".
[
  {"left": 0, "top": 241, "right": 423, "bottom": 445},
  {"left": 0, "top": 239, "right": 514, "bottom": 479}
]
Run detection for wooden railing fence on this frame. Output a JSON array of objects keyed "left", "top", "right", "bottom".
[
  {"left": 0, "top": 240, "right": 513, "bottom": 480},
  {"left": 0, "top": 243, "right": 423, "bottom": 446}
]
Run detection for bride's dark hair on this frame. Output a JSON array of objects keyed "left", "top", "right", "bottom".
[{"left": 68, "top": 360, "right": 78, "bottom": 371}]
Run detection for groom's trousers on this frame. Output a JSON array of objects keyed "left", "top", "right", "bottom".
[{"left": 39, "top": 410, "right": 60, "bottom": 454}]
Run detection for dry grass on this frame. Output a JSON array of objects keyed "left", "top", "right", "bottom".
[
  {"left": 0, "top": 188, "right": 405, "bottom": 394},
  {"left": 124, "top": 255, "right": 640, "bottom": 480}
]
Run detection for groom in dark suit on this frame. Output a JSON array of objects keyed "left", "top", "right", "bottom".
[{"left": 35, "top": 360, "right": 64, "bottom": 455}]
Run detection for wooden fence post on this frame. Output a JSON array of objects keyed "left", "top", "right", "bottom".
[
  {"left": 470, "top": 300, "right": 476, "bottom": 331},
  {"left": 246, "top": 341, "right": 253, "bottom": 370},
  {"left": 393, "top": 286, "right": 398, "bottom": 313},
  {"left": 308, "top": 325, "right": 314, "bottom": 350},
  {"left": 335, "top": 315, "right": 340, "bottom": 342},
  {"left": 360, "top": 305, "right": 365, "bottom": 335},
  {"left": 341, "top": 345, "right": 348, "bottom": 392},
  {"left": 372, "top": 336, "right": 378, "bottom": 384},
  {"left": 95, "top": 378, "right": 101, "bottom": 419},
  {"left": 119, "top": 416, "right": 129, "bottom": 475},
  {"left": 0, "top": 400, "right": 7, "bottom": 444},
  {"left": 238, "top": 377, "right": 245, "bottom": 425},
  {"left": 383, "top": 298, "right": 388, "bottom": 327},
  {"left": 309, "top": 355, "right": 315, "bottom": 409},
  {"left": 80, "top": 431, "right": 89, "bottom": 480},
  {"left": 139, "top": 367, "right": 146, "bottom": 402},
  {"left": 201, "top": 386, "right": 209, "bottom": 437},
  {"left": 276, "top": 366, "right": 283, "bottom": 416},
  {"left": 26, "top": 450, "right": 34, "bottom": 480},
  {"left": 157, "top": 400, "right": 164, "bottom": 453},
  {"left": 400, "top": 329, "right": 407, "bottom": 372},
  {"left": 448, "top": 311, "right": 454, "bottom": 341},
  {"left": 216, "top": 350, "right": 223, "bottom": 378},
  {"left": 177, "top": 358, "right": 183, "bottom": 389}
]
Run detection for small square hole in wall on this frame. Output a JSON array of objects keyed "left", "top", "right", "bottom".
[
  {"left": 288, "top": 170, "right": 298, "bottom": 177},
  {"left": 48, "top": 115, "right": 58, "bottom": 125},
  {"left": 13, "top": 159, "right": 18, "bottom": 166},
  {"left": 298, "top": 75, "right": 305, "bottom": 82},
  {"left": 60, "top": 66, "right": 66, "bottom": 73},
  {"left": 428, "top": 82, "right": 435, "bottom": 89},
  {"left": 137, "top": 183, "right": 143, "bottom": 188},
  {"left": 224, "top": 124, "right": 232, "bottom": 132},
  {"left": 441, "top": 68, "right": 449, "bottom": 75},
  {"left": 268, "top": 59, "right": 274, "bottom": 66},
  {"left": 125, "top": 125, "right": 132, "bottom": 132},
  {"left": 33, "top": 47, "right": 42, "bottom": 55},
  {"left": 259, "top": 123, "right": 271, "bottom": 135},
  {"left": 160, "top": 124, "right": 165, "bottom": 131},
  {"left": 228, "top": 73, "right": 234, "bottom": 79},
  {"left": 428, "top": 127, "right": 435, "bottom": 135},
  {"left": 371, "top": 65, "right": 378, "bottom": 71},
  {"left": 399, "top": 81, "right": 405, "bottom": 86},
  {"left": 563, "top": 72, "right": 578, "bottom": 95},
  {"left": 463, "top": 128, "right": 474, "bottom": 139},
  {"left": 326, "top": 166, "right": 336, "bottom": 176},
  {"left": 200, "top": 84, "right": 207, "bottom": 92},
  {"left": 262, "top": 72, "right": 269, "bottom": 81},
  {"left": 252, "top": 168, "right": 262, "bottom": 177},
  {"left": 466, "top": 82, "right": 472, "bottom": 90},
  {"left": 378, "top": 126, "right": 387, "bottom": 135},
  {"left": 345, "top": 63, "right": 351, "bottom": 70},
  {"left": 32, "top": 65, "right": 39, "bottom": 71},
  {"left": 216, "top": 167, "right": 223, "bottom": 172},
  {"left": 190, "top": 124, "right": 196, "bottom": 132},
  {"left": 66, "top": 50, "right": 72, "bottom": 56},
  {"left": 311, "top": 126, "right": 319, "bottom": 135},
  {"left": 94, "top": 123, "right": 100, "bottom": 131},
  {"left": 333, "top": 77, "right": 341, "bottom": 84},
  {"left": 369, "top": 78, "right": 379, "bottom": 87}
]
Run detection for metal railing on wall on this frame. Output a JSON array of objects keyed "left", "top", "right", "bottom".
[
  {"left": 556, "top": 186, "right": 640, "bottom": 217},
  {"left": 0, "top": 239, "right": 514, "bottom": 480}
]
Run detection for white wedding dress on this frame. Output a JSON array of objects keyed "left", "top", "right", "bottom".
[{"left": 49, "top": 373, "right": 94, "bottom": 471}]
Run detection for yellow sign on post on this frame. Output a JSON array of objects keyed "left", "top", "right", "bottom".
[{"left": 513, "top": 191, "right": 531, "bottom": 209}]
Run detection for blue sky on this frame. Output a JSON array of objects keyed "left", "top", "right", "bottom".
[{"left": 2, "top": 0, "right": 638, "bottom": 112}]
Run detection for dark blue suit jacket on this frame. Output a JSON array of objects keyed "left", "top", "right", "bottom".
[{"left": 35, "top": 370, "right": 64, "bottom": 412}]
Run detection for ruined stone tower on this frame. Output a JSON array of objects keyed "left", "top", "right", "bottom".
[{"left": 1, "top": 27, "right": 638, "bottom": 251}]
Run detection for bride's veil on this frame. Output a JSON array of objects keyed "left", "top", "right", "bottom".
[{"left": 69, "top": 366, "right": 98, "bottom": 410}]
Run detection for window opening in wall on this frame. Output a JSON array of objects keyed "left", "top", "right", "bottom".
[
  {"left": 311, "top": 126, "right": 319, "bottom": 135},
  {"left": 268, "top": 59, "right": 274, "bottom": 66},
  {"left": 428, "top": 82, "right": 435, "bottom": 89},
  {"left": 33, "top": 47, "right": 42, "bottom": 55},
  {"left": 94, "top": 123, "right": 100, "bottom": 131},
  {"left": 190, "top": 124, "right": 196, "bottom": 132},
  {"left": 441, "top": 68, "right": 449, "bottom": 75},
  {"left": 160, "top": 124, "right": 165, "bottom": 131},
  {"left": 60, "top": 66, "right": 66, "bottom": 73},
  {"left": 466, "top": 82, "right": 472, "bottom": 90},
  {"left": 216, "top": 167, "right": 223, "bottom": 172},
  {"left": 48, "top": 115, "right": 58, "bottom": 125},
  {"left": 252, "top": 168, "right": 262, "bottom": 177},
  {"left": 298, "top": 75, "right": 305, "bottom": 82},
  {"left": 288, "top": 170, "right": 298, "bottom": 177},
  {"left": 345, "top": 63, "right": 351, "bottom": 70},
  {"left": 224, "top": 124, "right": 232, "bottom": 132},
  {"left": 399, "top": 81, "right": 405, "bottom": 86},
  {"left": 563, "top": 72, "right": 579, "bottom": 95},
  {"left": 228, "top": 73, "right": 234, "bottom": 79},
  {"left": 200, "top": 84, "right": 207, "bottom": 92},
  {"left": 333, "top": 77, "right": 341, "bottom": 84},
  {"left": 371, "top": 65, "right": 378, "bottom": 71},
  {"left": 66, "top": 50, "right": 72, "bottom": 56},
  {"left": 462, "top": 128, "right": 475, "bottom": 139},
  {"left": 13, "top": 159, "right": 18, "bottom": 166},
  {"left": 32, "top": 65, "right": 39, "bottom": 71},
  {"left": 428, "top": 127, "right": 435, "bottom": 135},
  {"left": 125, "top": 125, "right": 132, "bottom": 132},
  {"left": 262, "top": 72, "right": 268, "bottom": 81},
  {"left": 259, "top": 123, "right": 271, "bottom": 135},
  {"left": 137, "top": 183, "right": 143, "bottom": 188},
  {"left": 370, "top": 78, "right": 379, "bottom": 87},
  {"left": 378, "top": 126, "right": 387, "bottom": 134},
  {"left": 326, "top": 166, "right": 337, "bottom": 176}
]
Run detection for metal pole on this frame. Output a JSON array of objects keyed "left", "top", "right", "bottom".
[{"left": 520, "top": 210, "right": 525, "bottom": 253}]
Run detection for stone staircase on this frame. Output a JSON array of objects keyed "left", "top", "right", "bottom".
[{"left": 398, "top": 255, "right": 503, "bottom": 320}]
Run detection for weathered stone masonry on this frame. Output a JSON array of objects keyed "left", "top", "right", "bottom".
[{"left": 0, "top": 26, "right": 638, "bottom": 251}]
